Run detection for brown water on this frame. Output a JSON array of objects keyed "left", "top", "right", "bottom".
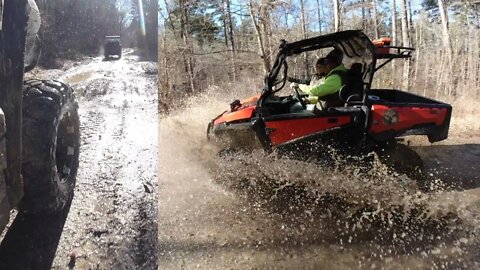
[{"left": 158, "top": 86, "right": 480, "bottom": 269}]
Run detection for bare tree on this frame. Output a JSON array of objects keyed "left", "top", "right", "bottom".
[
  {"left": 333, "top": 0, "right": 340, "bottom": 31},
  {"left": 372, "top": 0, "right": 380, "bottom": 39},
  {"left": 248, "top": 0, "right": 271, "bottom": 72},
  {"left": 391, "top": 0, "right": 397, "bottom": 74},
  {"left": 437, "top": 0, "right": 452, "bottom": 58},
  {"left": 159, "top": 20, "right": 170, "bottom": 114},
  {"left": 226, "top": 0, "right": 237, "bottom": 81},
  {"left": 391, "top": 0, "right": 397, "bottom": 45},
  {"left": 300, "top": 0, "right": 309, "bottom": 75},
  {"left": 400, "top": 0, "right": 410, "bottom": 89},
  {"left": 179, "top": 0, "right": 196, "bottom": 93},
  {"left": 316, "top": 0, "right": 323, "bottom": 33},
  {"left": 400, "top": 0, "right": 410, "bottom": 47}
]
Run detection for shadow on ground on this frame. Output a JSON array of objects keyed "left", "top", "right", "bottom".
[
  {"left": 415, "top": 144, "right": 480, "bottom": 189},
  {"left": 0, "top": 201, "right": 72, "bottom": 270}
]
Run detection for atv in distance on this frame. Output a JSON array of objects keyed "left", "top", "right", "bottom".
[
  {"left": 207, "top": 30, "right": 451, "bottom": 185},
  {"left": 104, "top": 35, "right": 122, "bottom": 60}
]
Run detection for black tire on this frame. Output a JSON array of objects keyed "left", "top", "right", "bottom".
[
  {"left": 375, "top": 140, "right": 427, "bottom": 189},
  {"left": 21, "top": 79, "right": 80, "bottom": 214}
]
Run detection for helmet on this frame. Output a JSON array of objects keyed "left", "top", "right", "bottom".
[{"left": 24, "top": 0, "right": 41, "bottom": 72}]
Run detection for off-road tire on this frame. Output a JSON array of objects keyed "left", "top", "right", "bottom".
[
  {"left": 21, "top": 79, "right": 80, "bottom": 214},
  {"left": 375, "top": 140, "right": 427, "bottom": 190}
]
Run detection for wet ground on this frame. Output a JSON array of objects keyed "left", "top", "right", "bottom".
[
  {"left": 158, "top": 91, "right": 480, "bottom": 269},
  {"left": 0, "top": 50, "right": 158, "bottom": 269}
]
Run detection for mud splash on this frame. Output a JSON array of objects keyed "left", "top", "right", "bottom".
[{"left": 159, "top": 85, "right": 480, "bottom": 268}]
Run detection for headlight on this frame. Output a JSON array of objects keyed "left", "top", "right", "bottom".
[{"left": 383, "top": 109, "right": 399, "bottom": 125}]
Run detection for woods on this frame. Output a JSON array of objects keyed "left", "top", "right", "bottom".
[
  {"left": 159, "top": 0, "right": 480, "bottom": 113},
  {"left": 36, "top": 0, "right": 158, "bottom": 66}
]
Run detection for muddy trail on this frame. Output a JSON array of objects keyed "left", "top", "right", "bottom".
[
  {"left": 0, "top": 51, "right": 158, "bottom": 269},
  {"left": 159, "top": 89, "right": 480, "bottom": 269}
]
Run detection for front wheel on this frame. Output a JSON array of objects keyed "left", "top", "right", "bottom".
[{"left": 21, "top": 80, "right": 80, "bottom": 214}]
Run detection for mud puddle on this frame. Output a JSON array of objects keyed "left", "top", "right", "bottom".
[
  {"left": 159, "top": 88, "right": 480, "bottom": 269},
  {"left": 0, "top": 51, "right": 158, "bottom": 269}
]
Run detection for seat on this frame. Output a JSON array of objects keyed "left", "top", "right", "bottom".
[{"left": 339, "top": 63, "right": 364, "bottom": 105}]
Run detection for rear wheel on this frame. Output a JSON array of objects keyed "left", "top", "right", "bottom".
[
  {"left": 21, "top": 80, "right": 80, "bottom": 213},
  {"left": 375, "top": 140, "right": 427, "bottom": 190}
]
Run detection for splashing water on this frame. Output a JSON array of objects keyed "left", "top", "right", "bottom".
[{"left": 159, "top": 85, "right": 480, "bottom": 268}]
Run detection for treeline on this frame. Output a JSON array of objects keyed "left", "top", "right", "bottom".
[
  {"left": 36, "top": 0, "right": 158, "bottom": 67},
  {"left": 159, "top": 0, "right": 480, "bottom": 112}
]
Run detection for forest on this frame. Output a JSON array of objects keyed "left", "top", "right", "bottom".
[
  {"left": 159, "top": 0, "right": 480, "bottom": 113},
  {"left": 36, "top": 0, "right": 158, "bottom": 67}
]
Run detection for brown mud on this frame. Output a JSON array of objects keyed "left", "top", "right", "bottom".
[{"left": 158, "top": 89, "right": 480, "bottom": 269}]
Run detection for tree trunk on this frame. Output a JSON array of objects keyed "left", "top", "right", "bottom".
[
  {"left": 391, "top": 0, "right": 397, "bottom": 45},
  {"left": 400, "top": 0, "right": 410, "bottom": 89},
  {"left": 159, "top": 20, "right": 170, "bottom": 114},
  {"left": 226, "top": 0, "right": 236, "bottom": 81},
  {"left": 226, "top": 0, "right": 235, "bottom": 53},
  {"left": 362, "top": 0, "right": 366, "bottom": 31},
  {"left": 221, "top": 0, "right": 228, "bottom": 48},
  {"left": 248, "top": 0, "right": 271, "bottom": 72},
  {"left": 400, "top": 0, "right": 410, "bottom": 47},
  {"left": 408, "top": 0, "right": 414, "bottom": 37},
  {"left": 333, "top": 0, "right": 340, "bottom": 31},
  {"left": 437, "top": 0, "right": 452, "bottom": 59},
  {"left": 179, "top": 0, "right": 195, "bottom": 93},
  {"left": 372, "top": 0, "right": 380, "bottom": 39},
  {"left": 391, "top": 0, "right": 397, "bottom": 76},
  {"left": 316, "top": 0, "right": 322, "bottom": 33},
  {"left": 300, "top": 0, "right": 309, "bottom": 76},
  {"left": 260, "top": 1, "right": 272, "bottom": 72}
]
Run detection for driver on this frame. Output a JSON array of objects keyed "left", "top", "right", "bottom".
[{"left": 292, "top": 49, "right": 347, "bottom": 108}]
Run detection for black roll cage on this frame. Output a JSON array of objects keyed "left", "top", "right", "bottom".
[{"left": 257, "top": 30, "right": 414, "bottom": 109}]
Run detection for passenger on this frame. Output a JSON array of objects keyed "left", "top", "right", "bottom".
[
  {"left": 288, "top": 57, "right": 328, "bottom": 86},
  {"left": 292, "top": 49, "right": 347, "bottom": 108}
]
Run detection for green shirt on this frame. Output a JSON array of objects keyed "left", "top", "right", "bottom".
[{"left": 299, "top": 64, "right": 347, "bottom": 98}]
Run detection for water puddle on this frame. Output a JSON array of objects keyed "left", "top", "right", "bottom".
[{"left": 65, "top": 70, "right": 94, "bottom": 84}]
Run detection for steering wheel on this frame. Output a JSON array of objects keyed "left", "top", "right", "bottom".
[{"left": 293, "top": 86, "right": 307, "bottom": 110}]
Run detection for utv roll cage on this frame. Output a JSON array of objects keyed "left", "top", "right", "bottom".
[
  {"left": 259, "top": 30, "right": 415, "bottom": 108},
  {"left": 374, "top": 45, "right": 415, "bottom": 71}
]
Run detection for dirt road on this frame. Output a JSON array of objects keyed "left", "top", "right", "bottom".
[
  {"left": 158, "top": 92, "right": 480, "bottom": 269},
  {"left": 0, "top": 51, "right": 158, "bottom": 269}
]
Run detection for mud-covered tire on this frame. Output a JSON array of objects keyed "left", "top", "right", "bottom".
[
  {"left": 375, "top": 141, "right": 427, "bottom": 189},
  {"left": 20, "top": 79, "right": 80, "bottom": 214}
]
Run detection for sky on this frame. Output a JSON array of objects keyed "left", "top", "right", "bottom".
[{"left": 159, "top": 0, "right": 426, "bottom": 31}]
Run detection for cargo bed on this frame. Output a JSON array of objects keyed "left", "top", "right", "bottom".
[{"left": 367, "top": 89, "right": 452, "bottom": 143}]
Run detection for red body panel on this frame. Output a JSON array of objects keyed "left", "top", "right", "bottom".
[
  {"left": 213, "top": 95, "right": 260, "bottom": 125},
  {"left": 266, "top": 116, "right": 352, "bottom": 146},
  {"left": 214, "top": 106, "right": 256, "bottom": 125},
  {"left": 368, "top": 104, "right": 448, "bottom": 134}
]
